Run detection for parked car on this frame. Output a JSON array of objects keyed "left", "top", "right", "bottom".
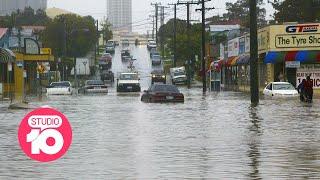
[
  {"left": 100, "top": 70, "right": 114, "bottom": 83},
  {"left": 141, "top": 84, "right": 184, "bottom": 103},
  {"left": 263, "top": 82, "right": 299, "bottom": 97},
  {"left": 151, "top": 70, "right": 166, "bottom": 84},
  {"left": 105, "top": 41, "right": 115, "bottom": 54},
  {"left": 121, "top": 39, "right": 130, "bottom": 46},
  {"left": 117, "top": 72, "right": 141, "bottom": 92},
  {"left": 147, "top": 40, "right": 157, "bottom": 50},
  {"left": 151, "top": 55, "right": 162, "bottom": 66},
  {"left": 99, "top": 53, "right": 112, "bottom": 69},
  {"left": 84, "top": 80, "right": 108, "bottom": 93},
  {"left": 46, "top": 81, "right": 73, "bottom": 95},
  {"left": 170, "top": 67, "right": 187, "bottom": 85},
  {"left": 150, "top": 49, "right": 160, "bottom": 58},
  {"left": 121, "top": 49, "right": 131, "bottom": 61}
]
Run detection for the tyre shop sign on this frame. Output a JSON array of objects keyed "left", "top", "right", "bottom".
[{"left": 297, "top": 65, "right": 320, "bottom": 89}]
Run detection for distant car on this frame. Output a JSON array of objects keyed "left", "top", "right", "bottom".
[
  {"left": 46, "top": 81, "right": 73, "bottom": 95},
  {"left": 84, "top": 80, "right": 108, "bottom": 93},
  {"left": 141, "top": 84, "right": 184, "bottom": 103},
  {"left": 121, "top": 49, "right": 131, "bottom": 61},
  {"left": 151, "top": 70, "right": 166, "bottom": 84},
  {"left": 170, "top": 67, "right": 187, "bottom": 85},
  {"left": 100, "top": 70, "right": 114, "bottom": 83},
  {"left": 147, "top": 40, "right": 157, "bottom": 50},
  {"left": 150, "top": 49, "right": 160, "bottom": 58},
  {"left": 151, "top": 55, "right": 161, "bottom": 66},
  {"left": 105, "top": 41, "right": 115, "bottom": 54},
  {"left": 122, "top": 39, "right": 130, "bottom": 46},
  {"left": 117, "top": 72, "right": 141, "bottom": 92},
  {"left": 263, "top": 82, "right": 299, "bottom": 97},
  {"left": 99, "top": 53, "right": 112, "bottom": 69}
]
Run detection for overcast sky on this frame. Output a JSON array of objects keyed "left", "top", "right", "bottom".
[{"left": 48, "top": 0, "right": 274, "bottom": 33}]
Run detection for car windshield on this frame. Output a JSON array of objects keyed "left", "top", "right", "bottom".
[
  {"left": 50, "top": 82, "right": 70, "bottom": 87},
  {"left": 120, "top": 74, "right": 139, "bottom": 80},
  {"left": 86, "top": 80, "right": 104, "bottom": 86},
  {"left": 107, "top": 42, "right": 114, "bottom": 46},
  {"left": 152, "top": 70, "right": 164, "bottom": 74},
  {"left": 153, "top": 85, "right": 180, "bottom": 93},
  {"left": 273, "top": 83, "right": 295, "bottom": 90},
  {"left": 152, "top": 55, "right": 161, "bottom": 59},
  {"left": 174, "top": 71, "right": 185, "bottom": 76}
]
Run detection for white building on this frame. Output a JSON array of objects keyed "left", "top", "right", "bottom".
[
  {"left": 0, "top": 0, "right": 47, "bottom": 16},
  {"left": 106, "top": 0, "right": 132, "bottom": 32}
]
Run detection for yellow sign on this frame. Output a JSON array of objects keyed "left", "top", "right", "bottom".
[
  {"left": 269, "top": 23, "right": 320, "bottom": 51},
  {"left": 40, "top": 48, "right": 52, "bottom": 55}
]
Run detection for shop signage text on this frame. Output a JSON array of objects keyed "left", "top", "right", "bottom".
[{"left": 276, "top": 34, "right": 320, "bottom": 48}]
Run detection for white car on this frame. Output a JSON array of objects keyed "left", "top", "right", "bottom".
[
  {"left": 263, "top": 82, "right": 299, "bottom": 97},
  {"left": 117, "top": 72, "right": 141, "bottom": 92},
  {"left": 147, "top": 40, "right": 157, "bottom": 50},
  {"left": 170, "top": 67, "right": 187, "bottom": 85},
  {"left": 47, "top": 81, "right": 73, "bottom": 95},
  {"left": 84, "top": 80, "right": 108, "bottom": 93}
]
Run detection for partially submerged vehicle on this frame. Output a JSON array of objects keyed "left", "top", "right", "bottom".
[
  {"left": 46, "top": 81, "right": 73, "bottom": 95},
  {"left": 117, "top": 72, "right": 141, "bottom": 92}
]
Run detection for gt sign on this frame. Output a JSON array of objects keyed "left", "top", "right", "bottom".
[{"left": 286, "top": 24, "right": 319, "bottom": 33}]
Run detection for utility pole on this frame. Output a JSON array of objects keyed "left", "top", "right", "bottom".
[
  {"left": 168, "top": 3, "right": 177, "bottom": 67},
  {"left": 149, "top": 15, "right": 155, "bottom": 40},
  {"left": 250, "top": 0, "right": 259, "bottom": 104},
  {"left": 151, "top": 2, "right": 161, "bottom": 44},
  {"left": 195, "top": 0, "right": 212, "bottom": 93},
  {"left": 177, "top": 1, "right": 199, "bottom": 89}
]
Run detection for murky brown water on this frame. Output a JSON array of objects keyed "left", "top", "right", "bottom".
[{"left": 0, "top": 46, "right": 320, "bottom": 179}]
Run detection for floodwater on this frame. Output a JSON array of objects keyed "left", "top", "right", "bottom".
[{"left": 0, "top": 45, "right": 320, "bottom": 179}]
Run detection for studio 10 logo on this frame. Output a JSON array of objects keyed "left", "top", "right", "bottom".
[
  {"left": 286, "top": 24, "right": 319, "bottom": 33},
  {"left": 18, "top": 108, "right": 72, "bottom": 162}
]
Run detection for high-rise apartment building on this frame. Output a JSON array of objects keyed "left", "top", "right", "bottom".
[
  {"left": 107, "top": 0, "right": 132, "bottom": 32},
  {"left": 0, "top": 0, "right": 47, "bottom": 16}
]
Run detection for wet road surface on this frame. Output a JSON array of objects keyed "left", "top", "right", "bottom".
[{"left": 1, "top": 45, "right": 320, "bottom": 179}]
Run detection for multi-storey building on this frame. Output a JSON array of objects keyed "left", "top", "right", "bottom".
[{"left": 107, "top": 0, "right": 132, "bottom": 32}]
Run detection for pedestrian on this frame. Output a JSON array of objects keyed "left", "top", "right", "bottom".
[
  {"left": 297, "top": 79, "right": 306, "bottom": 101},
  {"left": 304, "top": 76, "right": 314, "bottom": 102},
  {"left": 278, "top": 72, "right": 284, "bottom": 82}
]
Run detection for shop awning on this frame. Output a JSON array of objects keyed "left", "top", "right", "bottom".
[
  {"left": 236, "top": 55, "right": 250, "bottom": 65},
  {"left": 0, "top": 48, "right": 16, "bottom": 63},
  {"left": 225, "top": 56, "right": 239, "bottom": 67},
  {"left": 264, "top": 51, "right": 320, "bottom": 64}
]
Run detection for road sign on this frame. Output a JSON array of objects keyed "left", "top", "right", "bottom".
[{"left": 286, "top": 61, "right": 300, "bottom": 68}]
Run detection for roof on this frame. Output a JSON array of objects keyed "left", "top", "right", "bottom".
[
  {"left": 46, "top": 7, "right": 75, "bottom": 19},
  {"left": 21, "top": 26, "right": 46, "bottom": 32},
  {"left": 0, "top": 28, "right": 8, "bottom": 39},
  {"left": 272, "top": 82, "right": 292, "bottom": 85}
]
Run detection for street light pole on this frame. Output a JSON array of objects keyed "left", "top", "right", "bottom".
[{"left": 201, "top": 0, "right": 207, "bottom": 93}]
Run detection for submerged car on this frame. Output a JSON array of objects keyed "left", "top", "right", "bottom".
[
  {"left": 100, "top": 70, "right": 114, "bottom": 83},
  {"left": 263, "top": 82, "right": 299, "bottom": 97},
  {"left": 117, "top": 72, "right": 141, "bottom": 92},
  {"left": 147, "top": 40, "right": 157, "bottom": 50},
  {"left": 151, "top": 55, "right": 161, "bottom": 66},
  {"left": 141, "top": 84, "right": 184, "bottom": 103},
  {"left": 84, "top": 80, "right": 108, "bottom": 93},
  {"left": 121, "top": 49, "right": 131, "bottom": 61},
  {"left": 46, "top": 81, "right": 73, "bottom": 95},
  {"left": 151, "top": 70, "right": 166, "bottom": 84}
]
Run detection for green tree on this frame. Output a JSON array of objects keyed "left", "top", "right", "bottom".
[
  {"left": 41, "top": 14, "right": 97, "bottom": 58},
  {"left": 101, "top": 19, "right": 113, "bottom": 43},
  {"left": 271, "top": 0, "right": 320, "bottom": 23},
  {"left": 225, "top": 0, "right": 266, "bottom": 28}
]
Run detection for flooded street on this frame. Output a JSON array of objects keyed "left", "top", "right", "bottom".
[{"left": 1, "top": 45, "right": 320, "bottom": 179}]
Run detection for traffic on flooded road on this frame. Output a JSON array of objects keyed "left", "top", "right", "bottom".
[{"left": 1, "top": 45, "right": 320, "bottom": 179}]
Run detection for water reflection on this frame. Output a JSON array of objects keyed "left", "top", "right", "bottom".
[{"left": 247, "top": 106, "right": 262, "bottom": 180}]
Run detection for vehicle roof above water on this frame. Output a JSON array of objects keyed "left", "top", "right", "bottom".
[
  {"left": 50, "top": 81, "right": 71, "bottom": 87},
  {"left": 271, "top": 82, "right": 293, "bottom": 85},
  {"left": 151, "top": 69, "right": 164, "bottom": 74},
  {"left": 85, "top": 80, "right": 104, "bottom": 85},
  {"left": 151, "top": 84, "right": 180, "bottom": 93}
]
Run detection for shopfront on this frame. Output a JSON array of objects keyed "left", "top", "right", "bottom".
[{"left": 264, "top": 23, "right": 320, "bottom": 94}]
